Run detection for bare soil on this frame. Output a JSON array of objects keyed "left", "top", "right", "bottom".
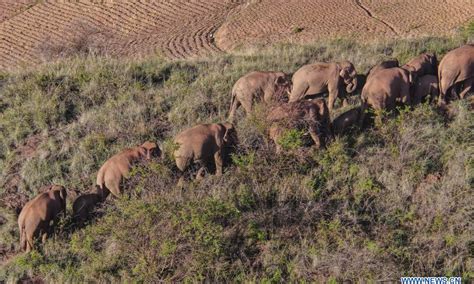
[{"left": 0, "top": 0, "right": 472, "bottom": 69}]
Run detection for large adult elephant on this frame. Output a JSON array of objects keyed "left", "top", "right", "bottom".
[
  {"left": 438, "top": 44, "right": 474, "bottom": 104},
  {"left": 289, "top": 61, "right": 357, "bottom": 111},
  {"left": 18, "top": 185, "right": 67, "bottom": 252},
  {"left": 228, "top": 71, "right": 291, "bottom": 121},
  {"left": 174, "top": 123, "right": 238, "bottom": 179},
  {"left": 360, "top": 53, "right": 437, "bottom": 124}
]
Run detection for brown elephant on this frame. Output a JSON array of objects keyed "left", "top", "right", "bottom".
[
  {"left": 228, "top": 71, "right": 292, "bottom": 121},
  {"left": 403, "top": 53, "right": 438, "bottom": 80},
  {"left": 18, "top": 185, "right": 67, "bottom": 252},
  {"left": 331, "top": 107, "right": 361, "bottom": 135},
  {"left": 289, "top": 61, "right": 357, "bottom": 111},
  {"left": 96, "top": 141, "right": 160, "bottom": 198},
  {"left": 438, "top": 44, "right": 474, "bottom": 105},
  {"left": 174, "top": 123, "right": 238, "bottom": 179},
  {"left": 72, "top": 185, "right": 109, "bottom": 226},
  {"left": 360, "top": 53, "right": 437, "bottom": 124},
  {"left": 267, "top": 98, "right": 330, "bottom": 153},
  {"left": 366, "top": 59, "right": 399, "bottom": 80},
  {"left": 413, "top": 75, "right": 439, "bottom": 105}
]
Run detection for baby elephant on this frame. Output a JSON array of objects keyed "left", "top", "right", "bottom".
[
  {"left": 331, "top": 107, "right": 361, "bottom": 135},
  {"left": 72, "top": 186, "right": 109, "bottom": 226},
  {"left": 267, "top": 98, "right": 330, "bottom": 153},
  {"left": 413, "top": 75, "right": 439, "bottom": 105},
  {"left": 96, "top": 141, "right": 160, "bottom": 198},
  {"left": 174, "top": 123, "right": 238, "bottom": 179},
  {"left": 18, "top": 185, "right": 67, "bottom": 252}
]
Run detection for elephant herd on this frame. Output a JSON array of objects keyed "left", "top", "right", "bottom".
[{"left": 17, "top": 44, "right": 473, "bottom": 252}]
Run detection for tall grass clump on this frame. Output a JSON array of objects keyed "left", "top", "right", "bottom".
[{"left": 0, "top": 36, "right": 472, "bottom": 282}]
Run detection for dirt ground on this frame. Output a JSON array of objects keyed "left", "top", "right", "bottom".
[{"left": 0, "top": 0, "right": 472, "bottom": 69}]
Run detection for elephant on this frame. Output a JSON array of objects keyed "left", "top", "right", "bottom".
[
  {"left": 331, "top": 107, "right": 361, "bottom": 135},
  {"left": 72, "top": 185, "right": 109, "bottom": 226},
  {"left": 174, "top": 123, "right": 238, "bottom": 179},
  {"left": 18, "top": 185, "right": 67, "bottom": 252},
  {"left": 354, "top": 59, "right": 400, "bottom": 95},
  {"left": 402, "top": 53, "right": 438, "bottom": 81},
  {"left": 266, "top": 98, "right": 330, "bottom": 153},
  {"left": 96, "top": 141, "right": 160, "bottom": 198},
  {"left": 360, "top": 53, "right": 437, "bottom": 125},
  {"left": 438, "top": 44, "right": 474, "bottom": 105},
  {"left": 289, "top": 61, "right": 357, "bottom": 111},
  {"left": 228, "top": 71, "right": 292, "bottom": 121},
  {"left": 413, "top": 75, "right": 439, "bottom": 105},
  {"left": 366, "top": 59, "right": 399, "bottom": 80}
]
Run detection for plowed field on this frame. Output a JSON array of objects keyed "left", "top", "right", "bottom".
[{"left": 0, "top": 0, "right": 472, "bottom": 69}]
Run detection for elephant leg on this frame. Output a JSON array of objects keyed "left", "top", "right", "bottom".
[
  {"left": 41, "top": 232, "right": 48, "bottom": 244},
  {"left": 240, "top": 96, "right": 253, "bottom": 115},
  {"left": 412, "top": 91, "right": 422, "bottom": 106},
  {"left": 105, "top": 179, "right": 121, "bottom": 198},
  {"left": 26, "top": 234, "right": 34, "bottom": 252},
  {"left": 459, "top": 78, "right": 473, "bottom": 99},
  {"left": 196, "top": 167, "right": 206, "bottom": 180},
  {"left": 309, "top": 125, "right": 322, "bottom": 149},
  {"left": 214, "top": 150, "right": 223, "bottom": 176},
  {"left": 289, "top": 84, "right": 309, "bottom": 102},
  {"left": 342, "top": 98, "right": 349, "bottom": 108},
  {"left": 228, "top": 98, "right": 240, "bottom": 122}
]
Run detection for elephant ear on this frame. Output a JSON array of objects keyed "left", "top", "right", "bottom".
[
  {"left": 222, "top": 123, "right": 235, "bottom": 143},
  {"left": 275, "top": 75, "right": 287, "bottom": 86},
  {"left": 60, "top": 187, "right": 67, "bottom": 201},
  {"left": 339, "top": 64, "right": 355, "bottom": 82}
]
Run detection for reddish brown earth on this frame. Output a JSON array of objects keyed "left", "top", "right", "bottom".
[{"left": 0, "top": 0, "right": 472, "bottom": 69}]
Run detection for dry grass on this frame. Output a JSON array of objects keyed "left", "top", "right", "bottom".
[{"left": 0, "top": 36, "right": 473, "bottom": 282}]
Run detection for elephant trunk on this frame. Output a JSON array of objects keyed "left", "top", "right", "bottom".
[{"left": 345, "top": 77, "right": 357, "bottom": 93}]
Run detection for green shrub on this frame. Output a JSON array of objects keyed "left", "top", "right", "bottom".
[{"left": 1, "top": 36, "right": 472, "bottom": 282}]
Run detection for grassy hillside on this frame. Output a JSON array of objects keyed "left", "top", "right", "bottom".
[{"left": 0, "top": 36, "right": 473, "bottom": 282}]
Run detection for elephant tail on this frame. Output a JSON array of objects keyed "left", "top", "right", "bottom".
[
  {"left": 19, "top": 225, "right": 27, "bottom": 251},
  {"left": 228, "top": 88, "right": 238, "bottom": 121}
]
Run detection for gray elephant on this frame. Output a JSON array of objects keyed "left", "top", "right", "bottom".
[
  {"left": 413, "top": 75, "right": 439, "bottom": 105},
  {"left": 18, "top": 185, "right": 67, "bottom": 252},
  {"left": 438, "top": 44, "right": 474, "bottom": 105},
  {"left": 289, "top": 61, "right": 357, "bottom": 111},
  {"left": 267, "top": 98, "right": 330, "bottom": 153},
  {"left": 174, "top": 123, "right": 238, "bottom": 179},
  {"left": 360, "top": 53, "right": 437, "bottom": 125},
  {"left": 228, "top": 71, "right": 291, "bottom": 121}
]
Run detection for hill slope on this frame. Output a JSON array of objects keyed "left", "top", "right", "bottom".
[{"left": 0, "top": 37, "right": 473, "bottom": 282}]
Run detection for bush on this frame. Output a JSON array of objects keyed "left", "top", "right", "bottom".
[{"left": 0, "top": 36, "right": 473, "bottom": 282}]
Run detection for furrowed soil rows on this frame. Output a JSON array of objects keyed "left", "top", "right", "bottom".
[
  {"left": 0, "top": 0, "right": 242, "bottom": 69},
  {"left": 0, "top": 0, "right": 472, "bottom": 69},
  {"left": 360, "top": 0, "right": 474, "bottom": 37},
  {"left": 214, "top": 0, "right": 395, "bottom": 51},
  {"left": 0, "top": 0, "right": 34, "bottom": 23}
]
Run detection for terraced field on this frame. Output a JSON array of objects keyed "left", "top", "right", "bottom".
[{"left": 0, "top": 0, "right": 472, "bottom": 69}]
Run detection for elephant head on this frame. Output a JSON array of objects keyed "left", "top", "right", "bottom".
[
  {"left": 274, "top": 72, "right": 292, "bottom": 100},
  {"left": 222, "top": 122, "right": 238, "bottom": 147},
  {"left": 339, "top": 61, "right": 358, "bottom": 93},
  {"left": 50, "top": 185, "right": 67, "bottom": 212},
  {"left": 403, "top": 53, "right": 438, "bottom": 78},
  {"left": 140, "top": 141, "right": 161, "bottom": 160}
]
